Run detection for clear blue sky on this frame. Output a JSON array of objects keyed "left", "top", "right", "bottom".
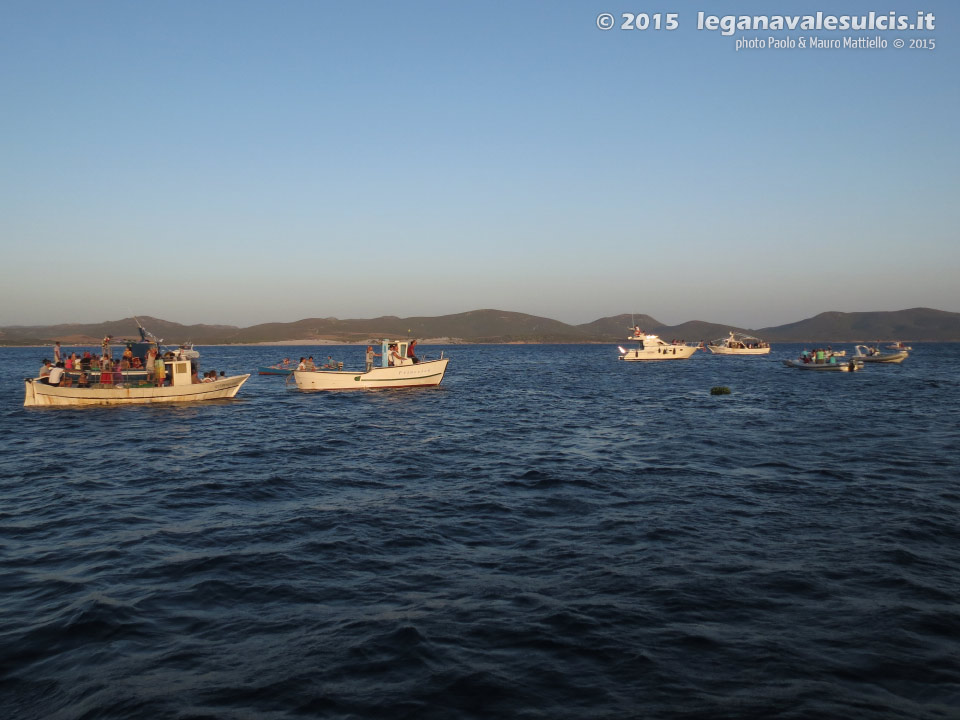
[{"left": 2, "top": 0, "right": 957, "bottom": 328}]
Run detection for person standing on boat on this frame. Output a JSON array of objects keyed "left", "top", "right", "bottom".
[
  {"left": 144, "top": 347, "right": 156, "bottom": 383},
  {"left": 53, "top": 342, "right": 62, "bottom": 364},
  {"left": 407, "top": 340, "right": 418, "bottom": 363},
  {"left": 154, "top": 353, "right": 166, "bottom": 387},
  {"left": 365, "top": 346, "right": 380, "bottom": 372}
]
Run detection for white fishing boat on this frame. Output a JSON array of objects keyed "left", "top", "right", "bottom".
[
  {"left": 177, "top": 342, "right": 200, "bottom": 359},
  {"left": 618, "top": 331, "right": 698, "bottom": 361},
  {"left": 25, "top": 358, "right": 249, "bottom": 407},
  {"left": 853, "top": 345, "right": 908, "bottom": 364},
  {"left": 706, "top": 331, "right": 771, "bottom": 355},
  {"left": 292, "top": 340, "right": 449, "bottom": 390}
]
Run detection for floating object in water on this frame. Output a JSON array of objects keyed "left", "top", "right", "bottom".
[{"left": 710, "top": 386, "right": 731, "bottom": 395}]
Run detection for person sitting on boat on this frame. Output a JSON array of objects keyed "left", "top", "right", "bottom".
[
  {"left": 122, "top": 346, "right": 134, "bottom": 363},
  {"left": 131, "top": 356, "right": 142, "bottom": 369},
  {"left": 39, "top": 359, "right": 53, "bottom": 379},
  {"left": 191, "top": 369, "right": 201, "bottom": 384},
  {"left": 80, "top": 352, "right": 92, "bottom": 371},
  {"left": 48, "top": 362, "right": 65, "bottom": 387},
  {"left": 388, "top": 344, "right": 403, "bottom": 366},
  {"left": 296, "top": 357, "right": 307, "bottom": 371},
  {"left": 323, "top": 355, "right": 336, "bottom": 369},
  {"left": 201, "top": 370, "right": 215, "bottom": 383},
  {"left": 77, "top": 372, "right": 91, "bottom": 388}
]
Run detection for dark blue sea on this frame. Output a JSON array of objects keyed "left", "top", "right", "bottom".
[{"left": 1, "top": 343, "right": 958, "bottom": 719}]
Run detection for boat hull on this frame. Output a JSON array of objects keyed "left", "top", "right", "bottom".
[
  {"left": 782, "top": 360, "right": 861, "bottom": 372},
  {"left": 619, "top": 346, "right": 698, "bottom": 361},
  {"left": 856, "top": 352, "right": 908, "bottom": 364},
  {"left": 24, "top": 375, "right": 250, "bottom": 407},
  {"left": 293, "top": 358, "right": 449, "bottom": 390},
  {"left": 258, "top": 366, "right": 294, "bottom": 375}
]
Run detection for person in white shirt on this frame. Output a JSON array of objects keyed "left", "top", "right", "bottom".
[{"left": 47, "top": 363, "right": 65, "bottom": 386}]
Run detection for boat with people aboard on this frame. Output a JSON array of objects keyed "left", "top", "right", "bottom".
[
  {"left": 706, "top": 331, "right": 771, "bottom": 355},
  {"left": 25, "top": 358, "right": 249, "bottom": 406},
  {"left": 783, "top": 349, "right": 863, "bottom": 372},
  {"left": 27, "top": 318, "right": 248, "bottom": 406},
  {"left": 886, "top": 341, "right": 912, "bottom": 351},
  {"left": 258, "top": 359, "right": 294, "bottom": 376},
  {"left": 292, "top": 339, "right": 449, "bottom": 390},
  {"left": 618, "top": 327, "right": 698, "bottom": 361},
  {"left": 853, "top": 344, "right": 909, "bottom": 364}
]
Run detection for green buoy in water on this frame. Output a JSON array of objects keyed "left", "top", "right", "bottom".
[{"left": 710, "top": 386, "right": 731, "bottom": 395}]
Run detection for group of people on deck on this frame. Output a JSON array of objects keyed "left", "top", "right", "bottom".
[
  {"left": 41, "top": 340, "right": 216, "bottom": 388},
  {"left": 800, "top": 348, "right": 838, "bottom": 364},
  {"left": 290, "top": 342, "right": 421, "bottom": 374},
  {"left": 295, "top": 355, "right": 342, "bottom": 371}
]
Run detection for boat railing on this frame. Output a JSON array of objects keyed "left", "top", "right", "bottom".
[{"left": 416, "top": 351, "right": 445, "bottom": 362}]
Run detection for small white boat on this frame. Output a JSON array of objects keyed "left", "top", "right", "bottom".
[
  {"left": 886, "top": 341, "right": 912, "bottom": 351},
  {"left": 177, "top": 343, "right": 200, "bottom": 359},
  {"left": 783, "top": 357, "right": 863, "bottom": 372},
  {"left": 618, "top": 331, "right": 698, "bottom": 361},
  {"left": 292, "top": 340, "right": 449, "bottom": 390},
  {"left": 706, "top": 331, "right": 770, "bottom": 356},
  {"left": 25, "top": 359, "right": 249, "bottom": 407},
  {"left": 853, "top": 345, "right": 908, "bottom": 364}
]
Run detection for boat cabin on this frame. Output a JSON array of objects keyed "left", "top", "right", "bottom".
[
  {"left": 166, "top": 359, "right": 194, "bottom": 386},
  {"left": 380, "top": 339, "right": 415, "bottom": 367}
]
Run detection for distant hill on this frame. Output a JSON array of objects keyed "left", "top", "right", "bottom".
[
  {"left": 575, "top": 314, "right": 661, "bottom": 340},
  {"left": 757, "top": 308, "right": 960, "bottom": 342},
  {"left": 0, "top": 316, "right": 240, "bottom": 346},
  {"left": 2, "top": 307, "right": 958, "bottom": 346}
]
